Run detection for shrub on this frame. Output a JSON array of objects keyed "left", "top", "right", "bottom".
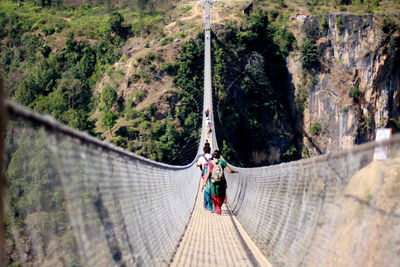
[
  {"left": 269, "top": 10, "right": 279, "bottom": 20},
  {"left": 125, "top": 100, "right": 142, "bottom": 119},
  {"left": 100, "top": 86, "right": 117, "bottom": 110},
  {"left": 159, "top": 36, "right": 173, "bottom": 46},
  {"left": 108, "top": 11, "right": 124, "bottom": 36},
  {"left": 144, "top": 51, "right": 161, "bottom": 62},
  {"left": 382, "top": 17, "right": 397, "bottom": 34},
  {"left": 161, "top": 62, "right": 178, "bottom": 75},
  {"left": 310, "top": 122, "right": 322, "bottom": 135},
  {"left": 100, "top": 110, "right": 117, "bottom": 133},
  {"left": 360, "top": 115, "right": 373, "bottom": 130},
  {"left": 389, "top": 118, "right": 400, "bottom": 131},
  {"left": 300, "top": 38, "right": 319, "bottom": 72},
  {"left": 336, "top": 17, "right": 344, "bottom": 34},
  {"left": 42, "top": 26, "right": 55, "bottom": 36},
  {"left": 349, "top": 87, "right": 361, "bottom": 101},
  {"left": 282, "top": 145, "right": 297, "bottom": 161},
  {"left": 110, "top": 136, "right": 127, "bottom": 147},
  {"left": 132, "top": 88, "right": 147, "bottom": 104},
  {"left": 320, "top": 16, "right": 328, "bottom": 33}
]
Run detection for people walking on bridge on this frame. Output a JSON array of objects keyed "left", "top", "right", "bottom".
[
  {"left": 206, "top": 117, "right": 212, "bottom": 137},
  {"left": 202, "top": 150, "right": 238, "bottom": 214},
  {"left": 197, "top": 143, "right": 213, "bottom": 211},
  {"left": 205, "top": 107, "right": 210, "bottom": 118}
]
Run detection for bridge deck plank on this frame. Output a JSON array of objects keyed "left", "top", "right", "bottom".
[{"left": 171, "top": 186, "right": 271, "bottom": 266}]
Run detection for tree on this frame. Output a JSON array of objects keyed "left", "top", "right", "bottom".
[
  {"left": 31, "top": 89, "right": 69, "bottom": 118},
  {"left": 300, "top": 38, "right": 319, "bottom": 72},
  {"left": 61, "top": 109, "right": 93, "bottom": 131},
  {"left": 100, "top": 86, "right": 117, "bottom": 110},
  {"left": 101, "top": 110, "right": 117, "bottom": 133},
  {"left": 14, "top": 59, "right": 58, "bottom": 106},
  {"left": 108, "top": 12, "right": 124, "bottom": 36},
  {"left": 57, "top": 77, "right": 90, "bottom": 109}
]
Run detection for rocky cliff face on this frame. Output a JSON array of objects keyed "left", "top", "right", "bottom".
[{"left": 287, "top": 14, "right": 400, "bottom": 156}]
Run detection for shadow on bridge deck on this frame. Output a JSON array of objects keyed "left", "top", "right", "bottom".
[{"left": 170, "top": 185, "right": 271, "bottom": 267}]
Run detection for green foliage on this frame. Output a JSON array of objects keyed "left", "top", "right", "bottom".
[
  {"left": 300, "top": 38, "right": 319, "bottom": 72},
  {"left": 100, "top": 86, "right": 117, "bottom": 110},
  {"left": 301, "top": 146, "right": 310, "bottom": 158},
  {"left": 31, "top": 90, "right": 69, "bottom": 118},
  {"left": 200, "top": 9, "right": 299, "bottom": 166},
  {"left": 282, "top": 145, "right": 298, "bottom": 161},
  {"left": 336, "top": 16, "right": 344, "bottom": 34},
  {"left": 174, "top": 38, "right": 204, "bottom": 129},
  {"left": 360, "top": 115, "right": 373, "bottom": 130},
  {"left": 382, "top": 17, "right": 397, "bottom": 34},
  {"left": 320, "top": 16, "right": 328, "bottom": 33},
  {"left": 310, "top": 122, "right": 322, "bottom": 135},
  {"left": 124, "top": 101, "right": 142, "bottom": 119},
  {"left": 132, "top": 89, "right": 147, "bottom": 104},
  {"left": 349, "top": 87, "right": 361, "bottom": 101},
  {"left": 161, "top": 62, "right": 178, "bottom": 75},
  {"left": 14, "top": 59, "right": 59, "bottom": 106},
  {"left": 113, "top": 38, "right": 205, "bottom": 163},
  {"left": 0, "top": 1, "right": 128, "bottom": 135},
  {"left": 131, "top": 11, "right": 164, "bottom": 37},
  {"left": 101, "top": 110, "right": 117, "bottom": 132},
  {"left": 61, "top": 109, "right": 94, "bottom": 131},
  {"left": 159, "top": 36, "right": 174, "bottom": 46},
  {"left": 389, "top": 118, "right": 400, "bottom": 131},
  {"left": 295, "top": 82, "right": 308, "bottom": 113},
  {"left": 108, "top": 11, "right": 124, "bottom": 35},
  {"left": 270, "top": 25, "right": 296, "bottom": 56},
  {"left": 144, "top": 51, "right": 161, "bottom": 62}
]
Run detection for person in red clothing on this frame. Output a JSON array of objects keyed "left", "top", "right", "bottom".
[{"left": 202, "top": 150, "right": 238, "bottom": 214}]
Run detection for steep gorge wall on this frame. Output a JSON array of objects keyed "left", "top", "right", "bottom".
[{"left": 287, "top": 14, "right": 400, "bottom": 156}]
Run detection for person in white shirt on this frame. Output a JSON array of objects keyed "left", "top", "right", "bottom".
[{"left": 196, "top": 143, "right": 213, "bottom": 211}]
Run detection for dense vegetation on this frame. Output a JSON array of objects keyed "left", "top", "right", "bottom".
[
  {"left": 2, "top": 0, "right": 400, "bottom": 265},
  {"left": 0, "top": 1, "right": 130, "bottom": 132},
  {"left": 210, "top": 10, "right": 299, "bottom": 166},
  {"left": 101, "top": 39, "right": 205, "bottom": 165},
  {"left": 104, "top": 9, "right": 300, "bottom": 167}
]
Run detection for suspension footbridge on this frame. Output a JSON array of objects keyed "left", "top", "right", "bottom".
[{"left": 2, "top": 1, "right": 400, "bottom": 266}]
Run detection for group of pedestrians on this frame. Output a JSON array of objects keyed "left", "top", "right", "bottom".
[{"left": 196, "top": 143, "right": 238, "bottom": 215}]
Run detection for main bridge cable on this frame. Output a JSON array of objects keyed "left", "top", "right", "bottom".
[
  {"left": 201, "top": 0, "right": 217, "bottom": 151},
  {"left": 169, "top": 137, "right": 201, "bottom": 165}
]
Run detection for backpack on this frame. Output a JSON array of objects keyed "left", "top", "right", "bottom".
[
  {"left": 211, "top": 159, "right": 224, "bottom": 183},
  {"left": 198, "top": 154, "right": 210, "bottom": 175}
]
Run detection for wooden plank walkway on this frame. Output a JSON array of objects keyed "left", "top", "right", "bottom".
[{"left": 171, "top": 186, "right": 271, "bottom": 267}]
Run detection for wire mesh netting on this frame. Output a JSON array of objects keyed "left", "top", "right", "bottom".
[
  {"left": 3, "top": 103, "right": 199, "bottom": 266},
  {"left": 226, "top": 135, "right": 400, "bottom": 267}
]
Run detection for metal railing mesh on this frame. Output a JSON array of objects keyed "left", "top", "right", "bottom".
[
  {"left": 4, "top": 99, "right": 400, "bottom": 267},
  {"left": 4, "top": 102, "right": 199, "bottom": 266},
  {"left": 226, "top": 135, "right": 400, "bottom": 267}
]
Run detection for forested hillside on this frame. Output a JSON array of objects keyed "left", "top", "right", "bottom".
[
  {"left": 2, "top": 0, "right": 399, "bottom": 265},
  {"left": 2, "top": 0, "right": 399, "bottom": 166}
]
